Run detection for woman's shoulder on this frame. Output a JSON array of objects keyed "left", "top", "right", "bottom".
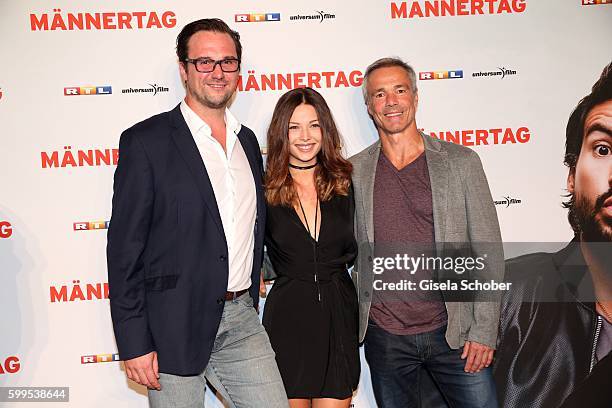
[
  {"left": 266, "top": 201, "right": 293, "bottom": 217},
  {"left": 326, "top": 190, "right": 353, "bottom": 210}
]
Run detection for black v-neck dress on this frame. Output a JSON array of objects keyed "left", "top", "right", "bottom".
[{"left": 262, "top": 192, "right": 360, "bottom": 399}]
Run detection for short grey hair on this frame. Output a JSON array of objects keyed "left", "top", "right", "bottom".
[{"left": 362, "top": 57, "right": 418, "bottom": 104}]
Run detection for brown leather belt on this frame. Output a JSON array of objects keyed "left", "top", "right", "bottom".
[{"left": 224, "top": 289, "right": 248, "bottom": 301}]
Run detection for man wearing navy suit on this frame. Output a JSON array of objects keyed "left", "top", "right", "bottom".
[{"left": 107, "top": 19, "right": 288, "bottom": 408}]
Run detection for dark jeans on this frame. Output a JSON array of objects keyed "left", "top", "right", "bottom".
[{"left": 364, "top": 322, "right": 498, "bottom": 408}]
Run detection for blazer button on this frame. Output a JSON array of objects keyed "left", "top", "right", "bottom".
[
  {"left": 217, "top": 298, "right": 224, "bottom": 305},
  {"left": 364, "top": 291, "right": 370, "bottom": 298},
  {"left": 219, "top": 255, "right": 227, "bottom": 262},
  {"left": 368, "top": 256, "right": 373, "bottom": 262}
]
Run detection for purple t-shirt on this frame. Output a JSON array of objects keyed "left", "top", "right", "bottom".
[{"left": 370, "top": 151, "right": 448, "bottom": 335}]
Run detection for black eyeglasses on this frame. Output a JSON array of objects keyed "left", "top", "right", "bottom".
[{"left": 184, "top": 58, "right": 241, "bottom": 73}]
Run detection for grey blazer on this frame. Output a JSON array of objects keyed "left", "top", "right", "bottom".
[{"left": 349, "top": 132, "right": 504, "bottom": 349}]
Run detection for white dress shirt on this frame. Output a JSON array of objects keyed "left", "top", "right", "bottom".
[{"left": 180, "top": 101, "right": 256, "bottom": 292}]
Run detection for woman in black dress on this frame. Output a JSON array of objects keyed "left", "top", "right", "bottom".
[{"left": 262, "top": 87, "right": 360, "bottom": 408}]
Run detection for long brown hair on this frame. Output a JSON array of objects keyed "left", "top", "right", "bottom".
[{"left": 265, "top": 87, "right": 352, "bottom": 206}]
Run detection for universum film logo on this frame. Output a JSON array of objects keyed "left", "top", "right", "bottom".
[
  {"left": 289, "top": 10, "right": 336, "bottom": 23},
  {"left": 419, "top": 70, "right": 463, "bottom": 80},
  {"left": 234, "top": 13, "right": 280, "bottom": 22},
  {"left": 472, "top": 67, "right": 517, "bottom": 79},
  {"left": 494, "top": 196, "right": 522, "bottom": 207},
  {"left": 122, "top": 84, "right": 169, "bottom": 96}
]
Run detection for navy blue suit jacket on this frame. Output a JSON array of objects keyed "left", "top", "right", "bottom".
[{"left": 107, "top": 104, "right": 266, "bottom": 375}]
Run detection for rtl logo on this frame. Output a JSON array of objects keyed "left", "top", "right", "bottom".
[
  {"left": 235, "top": 13, "right": 280, "bottom": 22},
  {"left": 74, "top": 221, "right": 109, "bottom": 231},
  {"left": 81, "top": 353, "right": 120, "bottom": 364},
  {"left": 419, "top": 70, "right": 463, "bottom": 80},
  {"left": 64, "top": 86, "right": 112, "bottom": 96},
  {"left": 0, "top": 356, "right": 21, "bottom": 374},
  {"left": 0, "top": 221, "right": 13, "bottom": 238}
]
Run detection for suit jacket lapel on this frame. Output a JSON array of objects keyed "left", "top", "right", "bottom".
[
  {"left": 169, "top": 105, "right": 226, "bottom": 242},
  {"left": 422, "top": 132, "right": 449, "bottom": 244},
  {"left": 361, "top": 141, "right": 381, "bottom": 243}
]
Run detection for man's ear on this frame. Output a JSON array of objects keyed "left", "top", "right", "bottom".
[
  {"left": 366, "top": 99, "right": 373, "bottom": 116},
  {"left": 567, "top": 169, "right": 575, "bottom": 194}
]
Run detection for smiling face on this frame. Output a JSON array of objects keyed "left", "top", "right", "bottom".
[
  {"left": 365, "top": 66, "right": 419, "bottom": 137},
  {"left": 287, "top": 103, "right": 322, "bottom": 167},
  {"left": 568, "top": 100, "right": 612, "bottom": 242},
  {"left": 178, "top": 30, "right": 239, "bottom": 111}
]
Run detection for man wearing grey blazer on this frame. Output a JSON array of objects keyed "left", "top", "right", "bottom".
[{"left": 350, "top": 57, "right": 503, "bottom": 408}]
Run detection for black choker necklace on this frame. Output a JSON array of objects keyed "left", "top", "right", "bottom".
[{"left": 289, "top": 162, "right": 318, "bottom": 170}]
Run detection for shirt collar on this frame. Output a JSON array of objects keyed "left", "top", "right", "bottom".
[{"left": 180, "top": 100, "right": 242, "bottom": 138}]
